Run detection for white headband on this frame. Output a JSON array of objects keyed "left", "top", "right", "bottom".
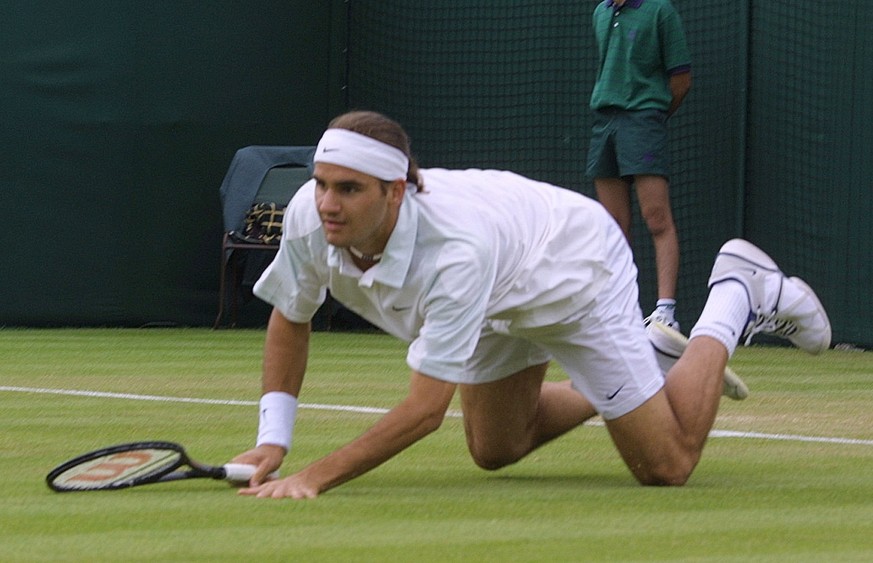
[{"left": 314, "top": 128, "right": 409, "bottom": 181}]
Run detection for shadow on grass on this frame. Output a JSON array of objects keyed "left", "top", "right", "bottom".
[{"left": 485, "top": 472, "right": 632, "bottom": 489}]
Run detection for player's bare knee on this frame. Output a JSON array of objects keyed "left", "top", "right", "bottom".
[
  {"left": 634, "top": 459, "right": 693, "bottom": 486},
  {"left": 471, "top": 451, "right": 516, "bottom": 471},
  {"left": 468, "top": 443, "right": 525, "bottom": 471},
  {"left": 638, "top": 470, "right": 690, "bottom": 487}
]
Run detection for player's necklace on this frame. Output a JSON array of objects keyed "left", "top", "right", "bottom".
[{"left": 349, "top": 246, "right": 383, "bottom": 263}]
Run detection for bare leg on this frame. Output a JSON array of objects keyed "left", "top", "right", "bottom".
[
  {"left": 635, "top": 174, "right": 679, "bottom": 300},
  {"left": 605, "top": 336, "right": 726, "bottom": 485},
  {"left": 594, "top": 177, "right": 633, "bottom": 240},
  {"left": 602, "top": 238, "right": 828, "bottom": 486},
  {"left": 459, "top": 363, "right": 598, "bottom": 470}
]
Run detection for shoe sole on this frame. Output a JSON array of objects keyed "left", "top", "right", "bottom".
[
  {"left": 788, "top": 276, "right": 832, "bottom": 354},
  {"left": 709, "top": 240, "right": 782, "bottom": 320},
  {"left": 716, "top": 239, "right": 780, "bottom": 274},
  {"left": 649, "top": 321, "right": 749, "bottom": 401},
  {"left": 715, "top": 240, "right": 831, "bottom": 355}
]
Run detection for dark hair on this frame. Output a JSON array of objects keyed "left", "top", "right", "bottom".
[{"left": 327, "top": 111, "right": 424, "bottom": 191}]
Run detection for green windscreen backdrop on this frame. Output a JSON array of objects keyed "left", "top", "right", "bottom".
[
  {"left": 744, "top": 1, "right": 873, "bottom": 347},
  {"left": 0, "top": 1, "right": 340, "bottom": 326},
  {"left": 1, "top": 1, "right": 870, "bottom": 347},
  {"left": 344, "top": 0, "right": 870, "bottom": 347}
]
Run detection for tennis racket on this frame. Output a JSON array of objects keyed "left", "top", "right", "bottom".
[{"left": 46, "top": 441, "right": 272, "bottom": 492}]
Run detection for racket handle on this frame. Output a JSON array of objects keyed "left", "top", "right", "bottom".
[{"left": 222, "top": 463, "right": 279, "bottom": 483}]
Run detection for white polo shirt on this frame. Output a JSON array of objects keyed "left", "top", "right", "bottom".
[{"left": 254, "top": 168, "right": 616, "bottom": 384}]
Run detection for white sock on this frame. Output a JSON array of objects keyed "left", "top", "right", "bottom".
[
  {"left": 654, "top": 299, "right": 677, "bottom": 320},
  {"left": 689, "top": 281, "right": 751, "bottom": 357}
]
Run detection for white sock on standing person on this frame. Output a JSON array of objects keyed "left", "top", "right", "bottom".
[{"left": 655, "top": 298, "right": 677, "bottom": 321}]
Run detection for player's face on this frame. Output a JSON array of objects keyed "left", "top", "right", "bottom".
[{"left": 313, "top": 162, "right": 405, "bottom": 254}]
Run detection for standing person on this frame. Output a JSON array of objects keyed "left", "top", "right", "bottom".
[
  {"left": 232, "top": 111, "right": 830, "bottom": 499},
  {"left": 586, "top": 0, "right": 691, "bottom": 330}
]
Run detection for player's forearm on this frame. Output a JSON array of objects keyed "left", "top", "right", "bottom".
[
  {"left": 253, "top": 310, "right": 309, "bottom": 453},
  {"left": 297, "top": 376, "right": 456, "bottom": 494},
  {"left": 261, "top": 308, "right": 310, "bottom": 396},
  {"left": 301, "top": 407, "right": 441, "bottom": 493}
]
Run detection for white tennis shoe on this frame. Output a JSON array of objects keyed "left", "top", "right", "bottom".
[
  {"left": 645, "top": 307, "right": 680, "bottom": 332},
  {"left": 709, "top": 239, "right": 831, "bottom": 354},
  {"left": 647, "top": 320, "right": 749, "bottom": 400}
]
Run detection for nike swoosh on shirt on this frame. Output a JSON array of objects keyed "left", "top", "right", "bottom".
[{"left": 606, "top": 385, "right": 625, "bottom": 401}]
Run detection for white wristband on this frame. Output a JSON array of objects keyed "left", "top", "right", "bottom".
[{"left": 256, "top": 391, "right": 298, "bottom": 451}]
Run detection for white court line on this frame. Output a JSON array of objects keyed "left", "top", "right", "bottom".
[
  {"left": 3, "top": 385, "right": 873, "bottom": 447},
  {"left": 0, "top": 385, "right": 413, "bottom": 415}
]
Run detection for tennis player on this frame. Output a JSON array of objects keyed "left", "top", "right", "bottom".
[{"left": 233, "top": 111, "right": 830, "bottom": 499}]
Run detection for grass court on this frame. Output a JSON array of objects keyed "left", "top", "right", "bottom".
[{"left": 1, "top": 328, "right": 871, "bottom": 561}]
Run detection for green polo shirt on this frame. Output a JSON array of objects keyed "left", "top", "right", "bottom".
[{"left": 590, "top": 0, "right": 690, "bottom": 111}]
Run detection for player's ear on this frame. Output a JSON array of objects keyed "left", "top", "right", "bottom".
[{"left": 388, "top": 178, "right": 406, "bottom": 205}]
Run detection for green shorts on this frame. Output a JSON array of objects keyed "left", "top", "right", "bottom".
[{"left": 586, "top": 108, "right": 670, "bottom": 180}]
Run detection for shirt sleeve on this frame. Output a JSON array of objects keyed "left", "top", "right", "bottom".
[
  {"left": 252, "top": 182, "right": 328, "bottom": 323},
  {"left": 253, "top": 238, "right": 327, "bottom": 323},
  {"left": 660, "top": 4, "right": 691, "bottom": 73},
  {"left": 406, "top": 239, "right": 496, "bottom": 382}
]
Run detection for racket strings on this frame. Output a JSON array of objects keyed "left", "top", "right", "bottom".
[{"left": 52, "top": 449, "right": 181, "bottom": 489}]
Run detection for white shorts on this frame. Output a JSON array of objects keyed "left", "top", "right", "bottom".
[{"left": 460, "top": 229, "right": 663, "bottom": 420}]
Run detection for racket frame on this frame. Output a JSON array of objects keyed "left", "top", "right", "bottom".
[{"left": 46, "top": 441, "right": 226, "bottom": 492}]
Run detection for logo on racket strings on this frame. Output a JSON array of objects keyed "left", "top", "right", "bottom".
[{"left": 58, "top": 450, "right": 177, "bottom": 485}]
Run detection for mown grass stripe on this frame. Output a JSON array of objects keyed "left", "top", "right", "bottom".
[{"left": 4, "top": 385, "right": 872, "bottom": 446}]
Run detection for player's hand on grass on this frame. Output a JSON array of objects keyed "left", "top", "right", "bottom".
[
  {"left": 238, "top": 473, "right": 320, "bottom": 500},
  {"left": 230, "top": 444, "right": 285, "bottom": 487}
]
